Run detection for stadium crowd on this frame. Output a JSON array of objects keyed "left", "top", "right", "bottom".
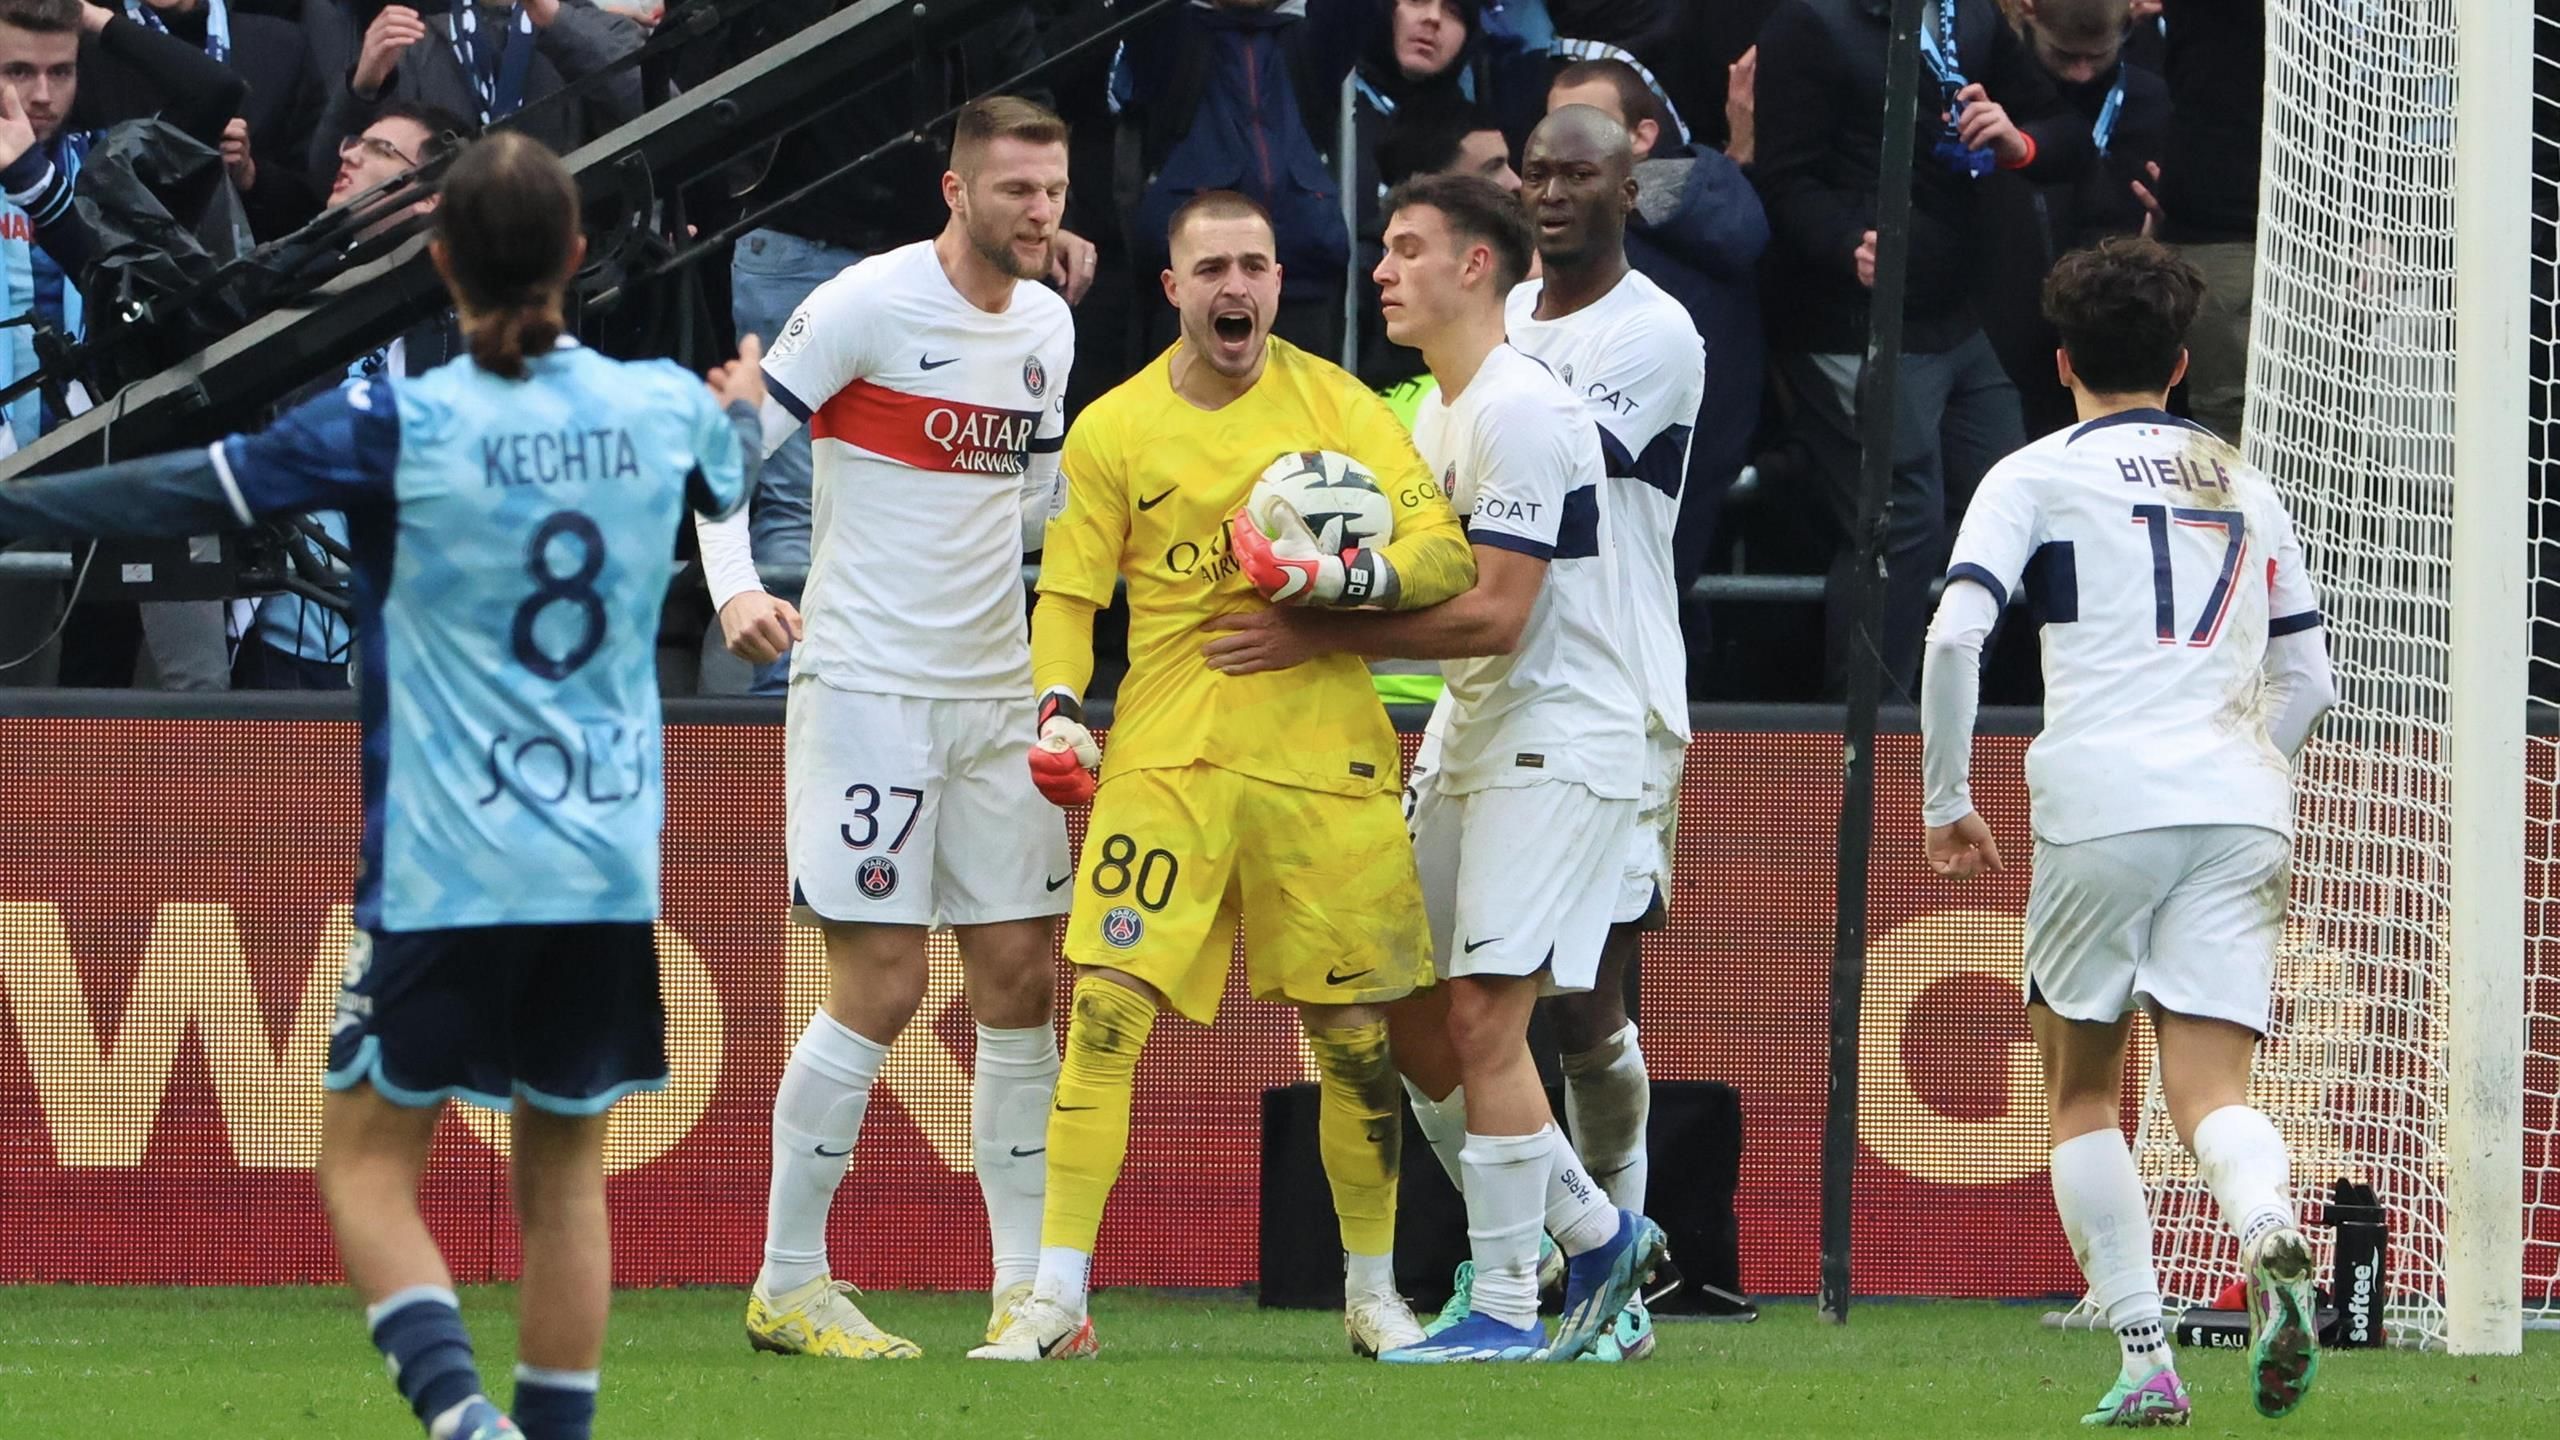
[{"left": 0, "top": 0, "right": 2269, "bottom": 703}]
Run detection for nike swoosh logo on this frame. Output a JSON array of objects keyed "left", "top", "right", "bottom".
[
  {"left": 919, "top": 354, "right": 959, "bottom": 370},
  {"left": 1137, "top": 488, "right": 1175, "bottom": 511},
  {"left": 1055, "top": 1103, "right": 1097, "bottom": 1113},
  {"left": 1462, "top": 937, "right": 1503, "bottom": 954},
  {"left": 1037, "top": 1328, "right": 1080, "bottom": 1357},
  {"left": 1324, "top": 965, "right": 1374, "bottom": 985},
  {"left": 1010, "top": 1145, "right": 1046, "bottom": 1158},
  {"left": 813, "top": 1143, "right": 853, "bottom": 1157},
  {"left": 1045, "top": 874, "right": 1073, "bottom": 892}
]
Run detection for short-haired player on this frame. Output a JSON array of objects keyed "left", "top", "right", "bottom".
[
  {"left": 1396, "top": 103, "right": 1708, "bottom": 1362},
  {"left": 969, "top": 189, "right": 1479, "bottom": 1362},
  {"left": 1204, "top": 172, "right": 1668, "bottom": 1363},
  {"left": 1923, "top": 236, "right": 2336, "bottom": 1427},
  {"left": 699, "top": 95, "right": 1082, "bottom": 1358}
]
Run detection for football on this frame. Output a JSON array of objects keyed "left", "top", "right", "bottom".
[{"left": 1249, "top": 450, "right": 1397, "bottom": 555}]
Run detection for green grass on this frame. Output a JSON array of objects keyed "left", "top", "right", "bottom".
[{"left": 3, "top": 1288, "right": 2554, "bottom": 1437}]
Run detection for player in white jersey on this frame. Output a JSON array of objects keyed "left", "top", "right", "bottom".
[
  {"left": 1922, "top": 238, "right": 2336, "bottom": 1428},
  {"left": 1483, "top": 108, "right": 1707, "bottom": 1356},
  {"left": 697, "top": 97, "right": 1078, "bottom": 1360},
  {"left": 1205, "top": 174, "right": 1666, "bottom": 1363}
]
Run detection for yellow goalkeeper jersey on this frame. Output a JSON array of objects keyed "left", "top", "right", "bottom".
[{"left": 1039, "top": 337, "right": 1476, "bottom": 798}]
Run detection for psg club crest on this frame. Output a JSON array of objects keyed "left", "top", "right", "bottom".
[
  {"left": 1441, "top": 463, "right": 1457, "bottom": 499},
  {"left": 1023, "top": 355, "right": 1048, "bottom": 399},
  {"left": 1101, "top": 905, "right": 1143, "bottom": 949},
  {"left": 856, "top": 856, "right": 899, "bottom": 901}
]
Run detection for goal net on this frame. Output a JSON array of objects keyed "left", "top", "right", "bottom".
[{"left": 2094, "top": 1, "right": 2546, "bottom": 1351}]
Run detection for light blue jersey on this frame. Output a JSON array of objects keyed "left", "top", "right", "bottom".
[{"left": 213, "top": 342, "right": 749, "bottom": 931}]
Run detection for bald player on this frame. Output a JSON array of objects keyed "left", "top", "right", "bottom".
[{"left": 1397, "top": 105, "right": 1706, "bottom": 1363}]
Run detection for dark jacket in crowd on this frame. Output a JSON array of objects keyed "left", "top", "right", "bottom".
[
  {"left": 312, "top": 0, "right": 644, "bottom": 178},
  {"left": 1116, "top": 0, "right": 1368, "bottom": 282},
  {"left": 1624, "top": 141, "right": 1768, "bottom": 587},
  {"left": 1751, "top": 0, "right": 2089, "bottom": 355},
  {"left": 2154, "top": 0, "right": 2262, "bottom": 245},
  {"left": 1972, "top": 54, "right": 2169, "bottom": 436},
  {"left": 71, "top": 10, "right": 247, "bottom": 142},
  {"left": 717, "top": 0, "right": 1050, "bottom": 254},
  {"left": 141, "top": 4, "right": 331, "bottom": 241}
]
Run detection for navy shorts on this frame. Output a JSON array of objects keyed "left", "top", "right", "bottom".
[{"left": 324, "top": 922, "right": 668, "bottom": 1116}]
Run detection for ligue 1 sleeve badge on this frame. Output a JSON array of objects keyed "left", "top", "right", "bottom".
[
  {"left": 856, "top": 855, "right": 899, "bottom": 900},
  {"left": 1023, "top": 355, "right": 1048, "bottom": 399}
]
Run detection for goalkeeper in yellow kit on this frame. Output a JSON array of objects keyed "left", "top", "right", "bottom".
[{"left": 969, "top": 191, "right": 1476, "bottom": 1362}]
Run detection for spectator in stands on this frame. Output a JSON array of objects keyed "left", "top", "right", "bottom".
[
  {"left": 2133, "top": 0, "right": 2261, "bottom": 443},
  {"left": 1546, "top": 57, "right": 1767, "bottom": 593},
  {"left": 1115, "top": 0, "right": 1370, "bottom": 361},
  {"left": 316, "top": 0, "right": 643, "bottom": 177},
  {"left": 0, "top": 0, "right": 243, "bottom": 450},
  {"left": 1978, "top": 0, "right": 2168, "bottom": 435},
  {"left": 1546, "top": 3, "right": 1704, "bottom": 156},
  {"left": 1375, "top": 91, "right": 1519, "bottom": 196},
  {"left": 234, "top": 103, "right": 470, "bottom": 691},
  {"left": 1356, "top": 90, "right": 1518, "bottom": 391},
  {"left": 1753, "top": 0, "right": 2088, "bottom": 698},
  {"left": 0, "top": 0, "right": 245, "bottom": 691},
  {"left": 118, "top": 0, "right": 330, "bottom": 240},
  {"left": 711, "top": 2, "right": 1096, "bottom": 695}
]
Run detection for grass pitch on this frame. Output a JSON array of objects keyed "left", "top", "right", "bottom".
[{"left": 3, "top": 1287, "right": 2553, "bottom": 1437}]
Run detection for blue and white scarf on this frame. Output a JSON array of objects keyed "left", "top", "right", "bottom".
[
  {"left": 120, "top": 0, "right": 231, "bottom": 64},
  {"left": 1, "top": 133, "right": 91, "bottom": 451},
  {"left": 451, "top": 2, "right": 539, "bottom": 126}
]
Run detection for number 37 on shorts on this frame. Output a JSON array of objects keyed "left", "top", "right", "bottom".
[{"left": 1063, "top": 764, "right": 1433, "bottom": 1024}]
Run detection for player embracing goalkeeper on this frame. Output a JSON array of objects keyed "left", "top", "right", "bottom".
[{"left": 970, "top": 190, "right": 1476, "bottom": 1361}]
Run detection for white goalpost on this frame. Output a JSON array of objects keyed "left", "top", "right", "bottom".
[{"left": 2082, "top": 0, "right": 2539, "bottom": 1353}]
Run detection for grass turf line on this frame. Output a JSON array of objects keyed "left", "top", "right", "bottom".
[{"left": 3, "top": 1288, "right": 2555, "bottom": 1437}]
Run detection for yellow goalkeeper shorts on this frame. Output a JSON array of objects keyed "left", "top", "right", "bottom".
[{"left": 1063, "top": 762, "right": 1431, "bottom": 1023}]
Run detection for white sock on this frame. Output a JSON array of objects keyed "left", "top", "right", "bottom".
[
  {"left": 1032, "top": 1244, "right": 1091, "bottom": 1317},
  {"left": 972, "top": 1022, "right": 1058, "bottom": 1295},
  {"left": 1402, "top": 1079, "right": 1469, "bottom": 1191},
  {"left": 1457, "top": 1129, "right": 1548, "bottom": 1329},
  {"left": 2192, "top": 1104, "right": 2296, "bottom": 1258},
  {"left": 1344, "top": 1249, "right": 1397, "bottom": 1302},
  {"left": 1562, "top": 1022, "right": 1650, "bottom": 1213},
  {"left": 757, "top": 1009, "right": 888, "bottom": 1295},
  {"left": 1544, "top": 1127, "right": 1621, "bottom": 1257},
  {"left": 2051, "top": 1128, "right": 2169, "bottom": 1381}
]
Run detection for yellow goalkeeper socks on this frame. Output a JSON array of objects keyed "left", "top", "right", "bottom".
[
  {"left": 1038, "top": 976, "right": 1156, "bottom": 1253},
  {"left": 1308, "top": 1020, "right": 1400, "bottom": 1261}
]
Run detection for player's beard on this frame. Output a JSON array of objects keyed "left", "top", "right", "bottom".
[{"left": 971, "top": 218, "right": 1048, "bottom": 282}]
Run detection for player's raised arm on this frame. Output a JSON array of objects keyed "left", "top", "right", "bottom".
[
  {"left": 0, "top": 381, "right": 401, "bottom": 543},
  {"left": 689, "top": 333, "right": 766, "bottom": 523}
]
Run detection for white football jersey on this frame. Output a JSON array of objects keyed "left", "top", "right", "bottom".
[
  {"left": 1415, "top": 344, "right": 1645, "bottom": 798},
  {"left": 1944, "top": 409, "right": 2324, "bottom": 844},
  {"left": 1505, "top": 271, "right": 1704, "bottom": 735},
  {"left": 760, "top": 241, "right": 1073, "bottom": 698}
]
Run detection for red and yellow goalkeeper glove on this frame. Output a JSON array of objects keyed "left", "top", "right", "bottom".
[
  {"left": 1027, "top": 687, "right": 1099, "bottom": 807},
  {"left": 1227, "top": 497, "right": 1397, "bottom": 607}
]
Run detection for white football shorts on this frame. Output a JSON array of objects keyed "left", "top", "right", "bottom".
[
  {"left": 1408, "top": 764, "right": 1636, "bottom": 996},
  {"left": 2024, "top": 823, "right": 2292, "bottom": 1034},
  {"left": 786, "top": 680, "right": 1073, "bottom": 929},
  {"left": 1614, "top": 725, "right": 1687, "bottom": 926}
]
